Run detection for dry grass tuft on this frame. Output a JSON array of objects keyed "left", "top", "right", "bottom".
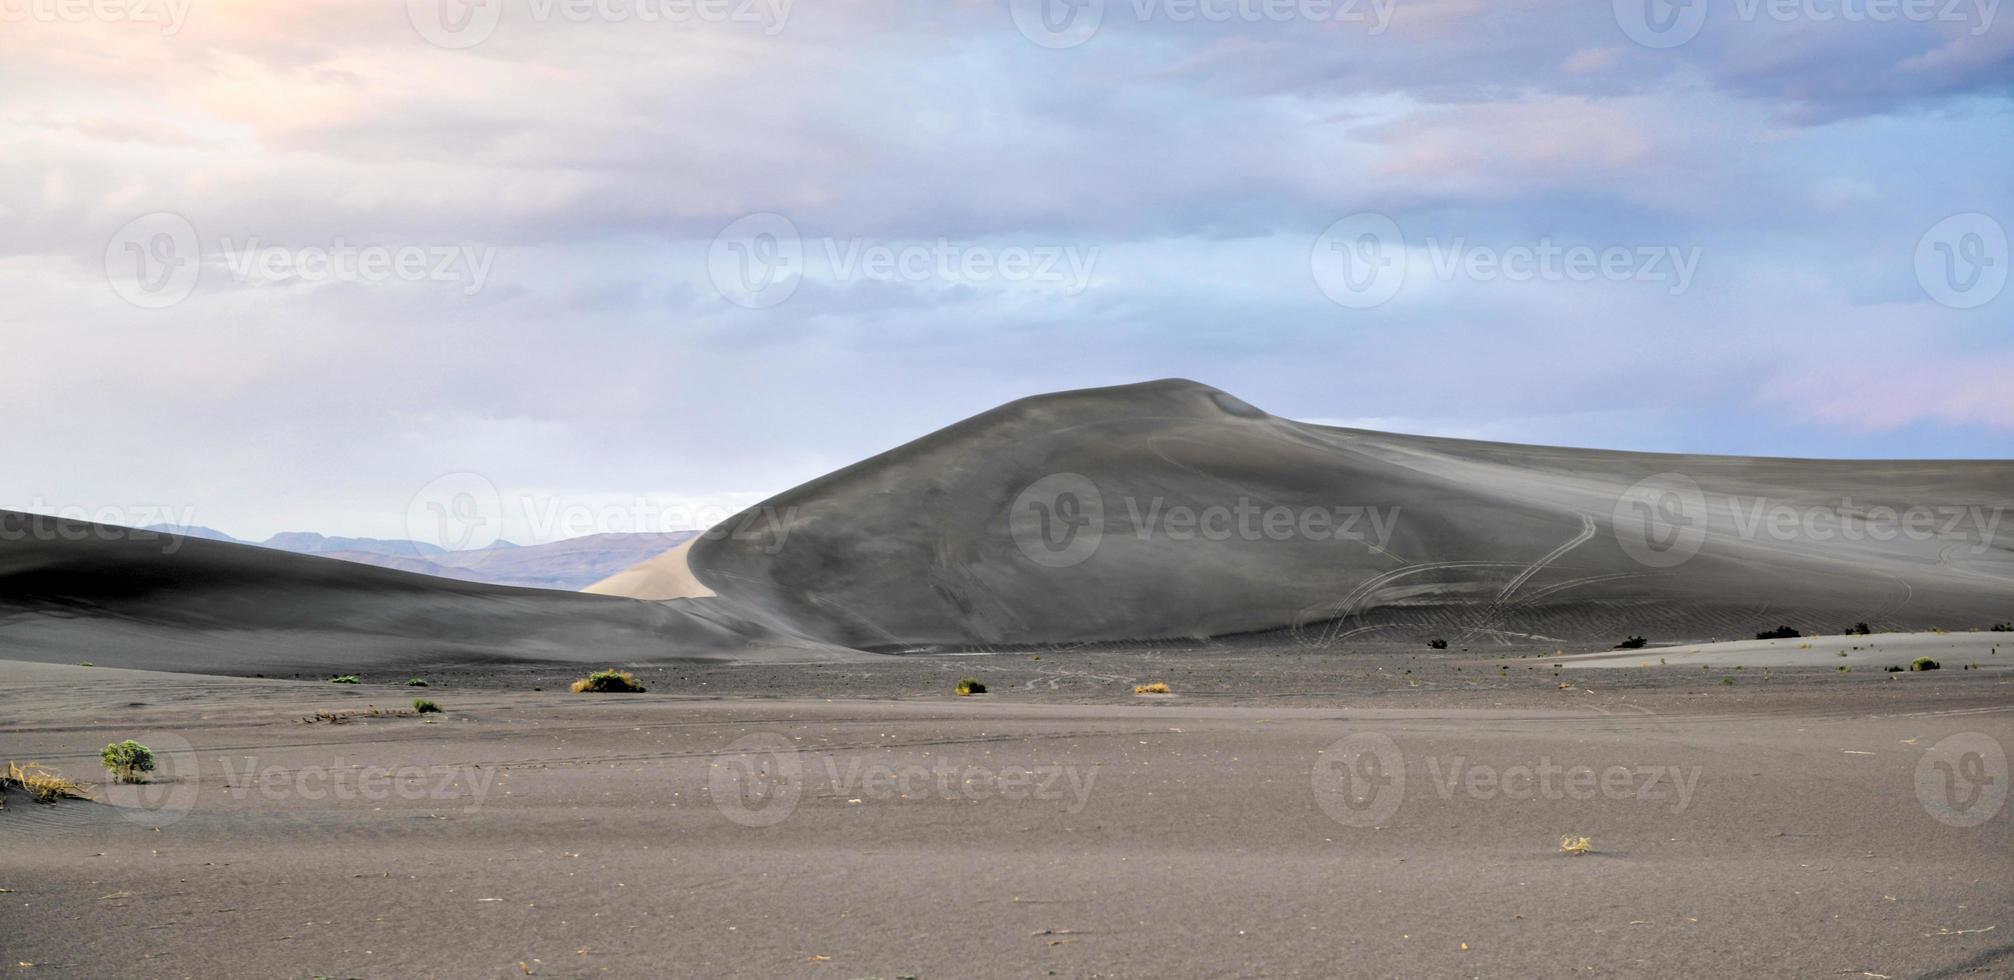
[
  {"left": 1134, "top": 682, "right": 1172, "bottom": 695},
  {"left": 305, "top": 704, "right": 417, "bottom": 724},
  {"left": 1559, "top": 834, "right": 1593, "bottom": 856},
  {"left": 570, "top": 669, "right": 646, "bottom": 694},
  {"left": 3, "top": 762, "right": 92, "bottom": 804}
]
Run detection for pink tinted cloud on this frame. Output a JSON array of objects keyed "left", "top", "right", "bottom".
[
  {"left": 1370, "top": 99, "right": 1653, "bottom": 186},
  {"left": 1773, "top": 356, "right": 2014, "bottom": 432}
]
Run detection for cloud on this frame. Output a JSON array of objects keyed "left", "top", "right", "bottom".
[{"left": 0, "top": 0, "right": 2007, "bottom": 536}]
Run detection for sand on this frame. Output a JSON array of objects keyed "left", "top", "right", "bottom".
[
  {"left": 3, "top": 655, "right": 2009, "bottom": 978},
  {"left": 581, "top": 538, "right": 717, "bottom": 600}
]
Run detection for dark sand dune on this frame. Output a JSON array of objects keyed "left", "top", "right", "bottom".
[
  {"left": 4, "top": 380, "right": 2009, "bottom": 673},
  {"left": 675, "top": 379, "right": 2013, "bottom": 651},
  {"left": 0, "top": 512, "right": 857, "bottom": 674}
]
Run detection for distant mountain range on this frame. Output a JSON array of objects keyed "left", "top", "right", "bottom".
[{"left": 140, "top": 525, "right": 696, "bottom": 591}]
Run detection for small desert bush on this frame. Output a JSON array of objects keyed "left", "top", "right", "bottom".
[
  {"left": 1756, "top": 626, "right": 1800, "bottom": 640},
  {"left": 1721, "top": 676, "right": 1735, "bottom": 686},
  {"left": 1559, "top": 834, "right": 1592, "bottom": 856},
  {"left": 1991, "top": 623, "right": 2012, "bottom": 632},
  {"left": 954, "top": 678, "right": 987, "bottom": 696},
  {"left": 100, "top": 740, "right": 156, "bottom": 783},
  {"left": 1844, "top": 622, "right": 1871, "bottom": 636},
  {"left": 1884, "top": 664, "right": 1904, "bottom": 672},
  {"left": 1427, "top": 638, "right": 1448, "bottom": 650},
  {"left": 570, "top": 669, "right": 646, "bottom": 694},
  {"left": 1615, "top": 636, "right": 1648, "bottom": 650},
  {"left": 329, "top": 674, "right": 361, "bottom": 684},
  {"left": 1134, "top": 682, "right": 1172, "bottom": 695},
  {"left": 1910, "top": 657, "right": 1941, "bottom": 672},
  {"left": 406, "top": 678, "right": 429, "bottom": 687},
  {"left": 413, "top": 698, "right": 442, "bottom": 713},
  {"left": 3, "top": 761, "right": 91, "bottom": 803}
]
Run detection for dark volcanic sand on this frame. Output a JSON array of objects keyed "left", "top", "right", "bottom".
[{"left": 4, "top": 650, "right": 2009, "bottom": 979}]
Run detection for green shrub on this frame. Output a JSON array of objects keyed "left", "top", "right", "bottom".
[
  {"left": 1427, "top": 638, "right": 1448, "bottom": 650},
  {"left": 413, "top": 698, "right": 441, "bottom": 713},
  {"left": 955, "top": 677, "right": 987, "bottom": 696},
  {"left": 1910, "top": 657, "right": 1940, "bottom": 672},
  {"left": 1844, "top": 622, "right": 1871, "bottom": 636},
  {"left": 1615, "top": 636, "right": 1648, "bottom": 649},
  {"left": 329, "top": 674, "right": 360, "bottom": 684},
  {"left": 1756, "top": 626, "right": 1800, "bottom": 640},
  {"left": 100, "top": 740, "right": 156, "bottom": 783},
  {"left": 1884, "top": 664, "right": 1904, "bottom": 672},
  {"left": 570, "top": 669, "right": 645, "bottom": 694},
  {"left": 1721, "top": 676, "right": 1735, "bottom": 686},
  {"left": 406, "top": 678, "right": 429, "bottom": 687}
]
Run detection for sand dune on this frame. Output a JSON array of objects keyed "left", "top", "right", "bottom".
[
  {"left": 633, "top": 379, "right": 2012, "bottom": 651},
  {"left": 0, "top": 511, "right": 858, "bottom": 674},
  {"left": 5, "top": 380, "right": 2010, "bottom": 672}
]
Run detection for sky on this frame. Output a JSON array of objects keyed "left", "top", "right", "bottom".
[{"left": 1, "top": 0, "right": 2009, "bottom": 545}]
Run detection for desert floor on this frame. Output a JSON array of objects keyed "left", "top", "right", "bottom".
[{"left": 3, "top": 641, "right": 2010, "bottom": 978}]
